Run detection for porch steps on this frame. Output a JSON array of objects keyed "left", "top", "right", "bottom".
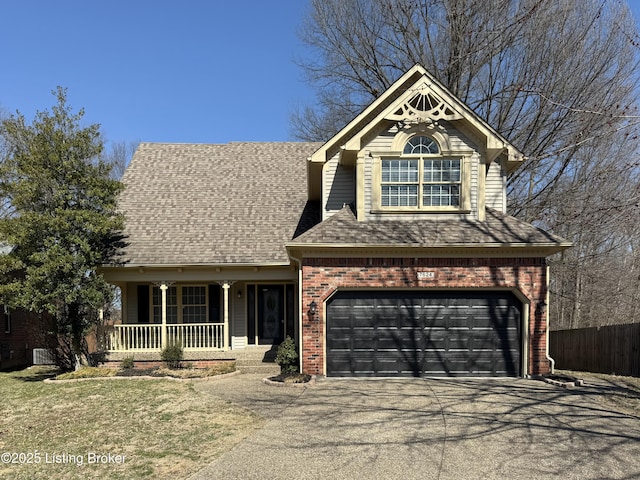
[{"left": 233, "top": 346, "right": 280, "bottom": 376}]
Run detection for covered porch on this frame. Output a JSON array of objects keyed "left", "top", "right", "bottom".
[{"left": 101, "top": 266, "right": 300, "bottom": 354}]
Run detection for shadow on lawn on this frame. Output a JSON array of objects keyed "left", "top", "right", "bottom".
[{"left": 9, "top": 366, "right": 60, "bottom": 382}]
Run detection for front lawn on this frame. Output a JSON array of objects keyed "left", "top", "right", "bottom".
[
  {"left": 0, "top": 366, "right": 262, "bottom": 479},
  {"left": 563, "top": 370, "right": 640, "bottom": 417}
]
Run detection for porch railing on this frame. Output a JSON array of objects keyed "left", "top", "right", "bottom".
[
  {"left": 166, "top": 323, "right": 225, "bottom": 350},
  {"left": 107, "top": 323, "right": 225, "bottom": 352}
]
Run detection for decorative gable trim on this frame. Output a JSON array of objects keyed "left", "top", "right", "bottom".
[
  {"left": 310, "top": 64, "right": 524, "bottom": 170},
  {"left": 384, "top": 80, "right": 464, "bottom": 124}
]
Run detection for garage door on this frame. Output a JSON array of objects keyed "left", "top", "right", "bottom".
[{"left": 326, "top": 291, "right": 522, "bottom": 377}]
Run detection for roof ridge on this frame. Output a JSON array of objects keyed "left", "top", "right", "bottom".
[{"left": 136, "top": 141, "right": 322, "bottom": 147}]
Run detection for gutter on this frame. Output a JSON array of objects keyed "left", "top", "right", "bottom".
[
  {"left": 283, "top": 244, "right": 573, "bottom": 261},
  {"left": 285, "top": 241, "right": 573, "bottom": 251},
  {"left": 100, "top": 261, "right": 293, "bottom": 269}
]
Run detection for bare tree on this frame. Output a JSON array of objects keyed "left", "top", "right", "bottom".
[
  {"left": 100, "top": 140, "right": 139, "bottom": 179},
  {"left": 293, "top": 0, "right": 640, "bottom": 328},
  {"left": 548, "top": 137, "right": 640, "bottom": 328}
]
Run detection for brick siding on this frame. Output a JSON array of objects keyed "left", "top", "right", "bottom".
[
  {"left": 301, "top": 257, "right": 549, "bottom": 377},
  {"left": 0, "top": 309, "right": 46, "bottom": 370},
  {"left": 100, "top": 359, "right": 234, "bottom": 369}
]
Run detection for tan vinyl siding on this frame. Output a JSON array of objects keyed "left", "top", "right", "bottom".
[
  {"left": 366, "top": 127, "right": 396, "bottom": 151},
  {"left": 469, "top": 152, "right": 479, "bottom": 219},
  {"left": 486, "top": 160, "right": 506, "bottom": 212},
  {"left": 362, "top": 123, "right": 480, "bottom": 221},
  {"left": 361, "top": 125, "right": 395, "bottom": 219},
  {"left": 323, "top": 154, "right": 356, "bottom": 220}
]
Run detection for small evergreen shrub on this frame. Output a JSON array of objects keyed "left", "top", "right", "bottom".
[
  {"left": 160, "top": 343, "right": 184, "bottom": 369},
  {"left": 275, "top": 336, "right": 299, "bottom": 374},
  {"left": 121, "top": 356, "right": 135, "bottom": 370}
]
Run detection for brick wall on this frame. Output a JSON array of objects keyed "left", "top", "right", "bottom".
[
  {"left": 301, "top": 257, "right": 549, "bottom": 377},
  {"left": 0, "top": 309, "right": 46, "bottom": 370},
  {"left": 100, "top": 359, "right": 234, "bottom": 369}
]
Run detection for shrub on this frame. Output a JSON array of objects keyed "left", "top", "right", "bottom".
[
  {"left": 160, "top": 343, "right": 184, "bottom": 369},
  {"left": 121, "top": 356, "right": 134, "bottom": 370},
  {"left": 275, "top": 336, "right": 298, "bottom": 374}
]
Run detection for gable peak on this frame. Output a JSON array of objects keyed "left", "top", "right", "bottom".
[{"left": 385, "top": 79, "right": 463, "bottom": 125}]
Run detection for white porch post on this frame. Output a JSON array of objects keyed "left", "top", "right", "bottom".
[
  {"left": 160, "top": 282, "right": 168, "bottom": 349},
  {"left": 221, "top": 281, "right": 231, "bottom": 351}
]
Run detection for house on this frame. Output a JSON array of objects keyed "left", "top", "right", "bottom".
[
  {"left": 0, "top": 305, "right": 40, "bottom": 370},
  {"left": 0, "top": 244, "right": 50, "bottom": 370},
  {"left": 101, "top": 65, "right": 571, "bottom": 377}
]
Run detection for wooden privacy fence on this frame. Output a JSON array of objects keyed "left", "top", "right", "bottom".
[{"left": 550, "top": 324, "right": 640, "bottom": 377}]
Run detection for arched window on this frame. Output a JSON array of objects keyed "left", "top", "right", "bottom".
[
  {"left": 403, "top": 136, "right": 439, "bottom": 155},
  {"left": 380, "top": 135, "right": 462, "bottom": 209}
]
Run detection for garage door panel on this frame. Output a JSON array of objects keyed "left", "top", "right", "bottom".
[{"left": 327, "top": 291, "right": 522, "bottom": 377}]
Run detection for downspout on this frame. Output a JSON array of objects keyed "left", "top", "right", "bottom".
[
  {"left": 288, "top": 251, "right": 304, "bottom": 373},
  {"left": 545, "top": 264, "right": 555, "bottom": 374}
]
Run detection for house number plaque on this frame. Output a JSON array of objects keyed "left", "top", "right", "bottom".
[{"left": 416, "top": 271, "right": 435, "bottom": 279}]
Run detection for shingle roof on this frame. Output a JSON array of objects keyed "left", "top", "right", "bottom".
[
  {"left": 119, "top": 142, "right": 321, "bottom": 265},
  {"left": 289, "top": 206, "right": 570, "bottom": 250}
]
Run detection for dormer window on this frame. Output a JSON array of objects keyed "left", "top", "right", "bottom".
[
  {"left": 376, "top": 134, "right": 468, "bottom": 212},
  {"left": 403, "top": 135, "right": 439, "bottom": 154}
]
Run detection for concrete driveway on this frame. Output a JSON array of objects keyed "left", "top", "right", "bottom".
[{"left": 190, "top": 374, "right": 640, "bottom": 480}]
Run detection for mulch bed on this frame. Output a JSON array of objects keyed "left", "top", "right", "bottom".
[{"left": 267, "top": 373, "right": 313, "bottom": 384}]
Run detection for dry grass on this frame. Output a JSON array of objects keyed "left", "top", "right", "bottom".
[
  {"left": 55, "top": 367, "right": 118, "bottom": 380},
  {"left": 155, "top": 363, "right": 236, "bottom": 379},
  {"left": 0, "top": 366, "right": 263, "bottom": 479},
  {"left": 559, "top": 370, "right": 640, "bottom": 417},
  {"left": 55, "top": 362, "right": 236, "bottom": 381},
  {"left": 584, "top": 372, "right": 640, "bottom": 416}
]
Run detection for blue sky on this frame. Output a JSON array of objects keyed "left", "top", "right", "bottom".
[
  {"left": 3, "top": 1, "right": 640, "bottom": 150},
  {"left": 0, "top": 0, "right": 314, "bottom": 146}
]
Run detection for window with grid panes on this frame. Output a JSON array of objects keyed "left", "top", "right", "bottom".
[
  {"left": 181, "top": 286, "right": 207, "bottom": 323},
  {"left": 152, "top": 286, "right": 178, "bottom": 324},
  {"left": 381, "top": 135, "right": 461, "bottom": 208}
]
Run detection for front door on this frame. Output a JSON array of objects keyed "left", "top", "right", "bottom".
[{"left": 258, "top": 286, "right": 284, "bottom": 345}]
